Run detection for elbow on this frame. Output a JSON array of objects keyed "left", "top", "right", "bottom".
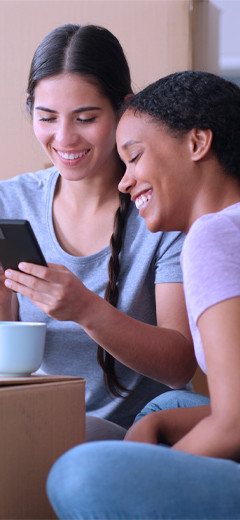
[
  {"left": 166, "top": 333, "right": 198, "bottom": 390},
  {"left": 224, "top": 418, "right": 240, "bottom": 460},
  {"left": 169, "top": 380, "right": 191, "bottom": 391},
  {"left": 169, "top": 358, "right": 198, "bottom": 391},
  {"left": 210, "top": 413, "right": 240, "bottom": 461}
]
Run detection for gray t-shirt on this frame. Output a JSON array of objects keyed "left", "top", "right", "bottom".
[
  {"left": 0, "top": 167, "right": 185, "bottom": 427},
  {"left": 181, "top": 203, "right": 240, "bottom": 374}
]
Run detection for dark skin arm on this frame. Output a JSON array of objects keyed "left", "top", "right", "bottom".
[{"left": 125, "top": 298, "right": 240, "bottom": 462}]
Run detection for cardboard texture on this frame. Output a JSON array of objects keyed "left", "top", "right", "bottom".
[{"left": 0, "top": 375, "right": 86, "bottom": 520}]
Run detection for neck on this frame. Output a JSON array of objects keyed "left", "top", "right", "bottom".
[
  {"left": 185, "top": 164, "right": 240, "bottom": 233},
  {"left": 55, "top": 158, "right": 123, "bottom": 213}
]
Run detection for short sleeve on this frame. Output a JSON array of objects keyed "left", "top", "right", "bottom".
[
  {"left": 154, "top": 231, "right": 185, "bottom": 284},
  {"left": 182, "top": 213, "right": 240, "bottom": 323}
]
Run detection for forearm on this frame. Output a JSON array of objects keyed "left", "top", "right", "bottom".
[
  {"left": 125, "top": 405, "right": 210, "bottom": 445},
  {"left": 79, "top": 290, "right": 196, "bottom": 388},
  {"left": 3, "top": 264, "right": 196, "bottom": 387},
  {"left": 0, "top": 287, "right": 19, "bottom": 320},
  {"left": 0, "top": 304, "right": 18, "bottom": 320},
  {"left": 126, "top": 404, "right": 240, "bottom": 461},
  {"left": 173, "top": 413, "right": 240, "bottom": 461}
]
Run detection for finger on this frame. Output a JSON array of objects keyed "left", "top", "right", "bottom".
[
  {"left": 4, "top": 264, "right": 56, "bottom": 294},
  {"left": 4, "top": 274, "right": 54, "bottom": 306},
  {"left": 4, "top": 266, "right": 68, "bottom": 302},
  {"left": 18, "top": 262, "right": 50, "bottom": 279},
  {"left": 4, "top": 280, "right": 54, "bottom": 316},
  {"left": 17, "top": 262, "right": 68, "bottom": 281},
  {"left": 4, "top": 271, "right": 46, "bottom": 296},
  {"left": 4, "top": 272, "right": 69, "bottom": 319},
  {"left": 3, "top": 264, "right": 50, "bottom": 285}
]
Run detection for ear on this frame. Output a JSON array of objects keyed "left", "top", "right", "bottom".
[
  {"left": 123, "top": 93, "right": 134, "bottom": 105},
  {"left": 189, "top": 128, "right": 213, "bottom": 162}
]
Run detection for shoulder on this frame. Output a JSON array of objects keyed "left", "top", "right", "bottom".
[
  {"left": 183, "top": 204, "right": 240, "bottom": 324},
  {"left": 0, "top": 167, "right": 59, "bottom": 217},
  {"left": 0, "top": 166, "right": 57, "bottom": 190},
  {"left": 182, "top": 204, "right": 240, "bottom": 295},
  {"left": 0, "top": 167, "right": 58, "bottom": 203},
  {"left": 183, "top": 204, "right": 240, "bottom": 261}
]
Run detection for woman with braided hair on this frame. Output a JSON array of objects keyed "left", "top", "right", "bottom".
[{"left": 0, "top": 24, "right": 195, "bottom": 440}]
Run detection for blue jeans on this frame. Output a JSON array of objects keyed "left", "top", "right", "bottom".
[{"left": 47, "top": 391, "right": 240, "bottom": 519}]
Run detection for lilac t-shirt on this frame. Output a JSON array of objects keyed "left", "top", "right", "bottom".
[{"left": 181, "top": 203, "right": 240, "bottom": 373}]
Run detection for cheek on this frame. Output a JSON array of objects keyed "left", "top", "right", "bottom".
[
  {"left": 33, "top": 121, "right": 49, "bottom": 145},
  {"left": 93, "top": 120, "right": 117, "bottom": 147},
  {"left": 137, "top": 157, "right": 155, "bottom": 182}
]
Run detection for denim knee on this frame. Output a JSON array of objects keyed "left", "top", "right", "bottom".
[
  {"left": 47, "top": 439, "right": 240, "bottom": 520},
  {"left": 135, "top": 389, "right": 210, "bottom": 422}
]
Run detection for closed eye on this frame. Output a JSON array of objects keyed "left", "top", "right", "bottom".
[
  {"left": 77, "top": 116, "right": 96, "bottom": 123},
  {"left": 39, "top": 117, "right": 56, "bottom": 122},
  {"left": 129, "top": 153, "right": 142, "bottom": 164}
]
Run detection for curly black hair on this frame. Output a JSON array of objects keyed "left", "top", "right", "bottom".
[{"left": 123, "top": 71, "right": 240, "bottom": 178}]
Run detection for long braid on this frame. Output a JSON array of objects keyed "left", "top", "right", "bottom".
[
  {"left": 97, "top": 191, "right": 131, "bottom": 397},
  {"left": 28, "top": 24, "right": 134, "bottom": 397}
]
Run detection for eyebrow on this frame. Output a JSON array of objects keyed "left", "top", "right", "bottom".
[
  {"left": 34, "top": 106, "right": 101, "bottom": 114},
  {"left": 122, "top": 139, "right": 140, "bottom": 150}
]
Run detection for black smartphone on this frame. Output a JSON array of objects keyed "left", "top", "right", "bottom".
[{"left": 0, "top": 219, "right": 47, "bottom": 270}]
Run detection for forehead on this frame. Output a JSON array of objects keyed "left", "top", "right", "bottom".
[
  {"left": 117, "top": 110, "right": 166, "bottom": 150},
  {"left": 34, "top": 72, "right": 105, "bottom": 105},
  {"left": 117, "top": 111, "right": 149, "bottom": 140}
]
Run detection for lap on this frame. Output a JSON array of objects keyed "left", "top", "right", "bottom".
[{"left": 47, "top": 440, "right": 240, "bottom": 519}]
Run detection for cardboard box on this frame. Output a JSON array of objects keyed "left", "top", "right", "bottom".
[{"left": 0, "top": 375, "right": 86, "bottom": 520}]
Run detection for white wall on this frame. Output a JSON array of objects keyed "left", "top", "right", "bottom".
[{"left": 210, "top": 0, "right": 240, "bottom": 75}]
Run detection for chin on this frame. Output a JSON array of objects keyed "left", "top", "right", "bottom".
[{"left": 145, "top": 219, "right": 161, "bottom": 234}]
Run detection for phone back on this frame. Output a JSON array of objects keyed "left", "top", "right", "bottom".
[{"left": 0, "top": 219, "right": 47, "bottom": 270}]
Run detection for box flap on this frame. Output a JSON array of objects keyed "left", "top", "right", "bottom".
[{"left": 0, "top": 374, "right": 86, "bottom": 387}]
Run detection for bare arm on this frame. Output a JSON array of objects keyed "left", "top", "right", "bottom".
[
  {"left": 125, "top": 297, "right": 240, "bottom": 461},
  {"left": 4, "top": 262, "right": 196, "bottom": 388},
  {"left": 124, "top": 405, "right": 210, "bottom": 445},
  {"left": 172, "top": 297, "right": 240, "bottom": 460}
]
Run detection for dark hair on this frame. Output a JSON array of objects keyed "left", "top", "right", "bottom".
[
  {"left": 123, "top": 70, "right": 240, "bottom": 177},
  {"left": 27, "top": 23, "right": 133, "bottom": 397},
  {"left": 27, "top": 23, "right": 132, "bottom": 113}
]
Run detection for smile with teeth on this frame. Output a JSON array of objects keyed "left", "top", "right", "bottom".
[
  {"left": 57, "top": 150, "right": 88, "bottom": 160},
  {"left": 135, "top": 190, "right": 152, "bottom": 210}
]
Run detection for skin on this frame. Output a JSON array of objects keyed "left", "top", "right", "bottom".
[
  {"left": 0, "top": 266, "right": 17, "bottom": 320},
  {"left": 1, "top": 74, "right": 196, "bottom": 388},
  {"left": 116, "top": 110, "right": 240, "bottom": 461},
  {"left": 33, "top": 73, "right": 122, "bottom": 257}
]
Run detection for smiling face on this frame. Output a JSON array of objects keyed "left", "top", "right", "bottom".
[
  {"left": 117, "top": 110, "right": 199, "bottom": 233},
  {"left": 33, "top": 73, "right": 119, "bottom": 182}
]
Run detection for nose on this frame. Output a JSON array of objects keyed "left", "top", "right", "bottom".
[
  {"left": 55, "top": 120, "right": 79, "bottom": 147},
  {"left": 118, "top": 167, "right": 136, "bottom": 194}
]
